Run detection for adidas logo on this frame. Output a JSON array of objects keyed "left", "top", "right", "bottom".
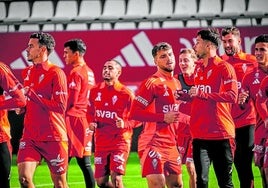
[
  {"left": 253, "top": 79, "right": 260, "bottom": 85},
  {"left": 9, "top": 31, "right": 153, "bottom": 73},
  {"left": 163, "top": 90, "right": 169, "bottom": 96},
  {"left": 9, "top": 50, "right": 65, "bottom": 70},
  {"left": 113, "top": 31, "right": 154, "bottom": 67}
]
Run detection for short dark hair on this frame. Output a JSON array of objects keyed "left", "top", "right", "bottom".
[
  {"left": 221, "top": 26, "right": 240, "bottom": 37},
  {"left": 152, "top": 42, "right": 172, "bottom": 57},
  {"left": 64, "top": 39, "right": 86, "bottom": 55},
  {"left": 255, "top": 34, "right": 268, "bottom": 44},
  {"left": 197, "top": 28, "right": 221, "bottom": 48},
  {"left": 30, "top": 32, "right": 55, "bottom": 55}
]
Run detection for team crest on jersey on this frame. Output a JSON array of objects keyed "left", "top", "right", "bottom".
[
  {"left": 95, "top": 92, "right": 102, "bottom": 101},
  {"left": 24, "top": 69, "right": 31, "bottom": 81},
  {"left": 207, "top": 69, "right": 212, "bottom": 79},
  {"left": 163, "top": 85, "right": 169, "bottom": 96},
  {"left": 112, "top": 95, "right": 118, "bottom": 105},
  {"left": 242, "top": 63, "right": 247, "bottom": 73}
]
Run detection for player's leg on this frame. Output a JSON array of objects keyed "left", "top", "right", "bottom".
[
  {"left": 76, "top": 156, "right": 95, "bottom": 188},
  {"left": 0, "top": 142, "right": 11, "bottom": 188}
]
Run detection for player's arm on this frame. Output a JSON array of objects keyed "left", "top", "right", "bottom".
[
  {"left": 255, "top": 77, "right": 268, "bottom": 127},
  {"left": 26, "top": 69, "right": 68, "bottom": 113},
  {"left": 190, "top": 64, "right": 238, "bottom": 103},
  {"left": 67, "top": 73, "right": 81, "bottom": 111},
  {"left": 0, "top": 69, "right": 26, "bottom": 110}
]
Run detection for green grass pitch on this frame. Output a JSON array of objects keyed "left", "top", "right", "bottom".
[{"left": 10, "top": 152, "right": 262, "bottom": 187}]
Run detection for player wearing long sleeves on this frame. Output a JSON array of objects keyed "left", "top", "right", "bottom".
[
  {"left": 177, "top": 29, "right": 238, "bottom": 187},
  {"left": 130, "top": 42, "right": 186, "bottom": 188},
  {"left": 0, "top": 62, "right": 26, "bottom": 188},
  {"left": 17, "top": 32, "right": 69, "bottom": 188},
  {"left": 240, "top": 34, "right": 268, "bottom": 188},
  {"left": 87, "top": 60, "right": 137, "bottom": 188},
  {"left": 63, "top": 39, "right": 96, "bottom": 188},
  {"left": 221, "top": 27, "right": 257, "bottom": 188},
  {"left": 176, "top": 48, "right": 197, "bottom": 188}
]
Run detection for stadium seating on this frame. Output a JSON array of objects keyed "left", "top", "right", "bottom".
[
  {"left": 148, "top": 0, "right": 173, "bottom": 18},
  {"left": 124, "top": 0, "right": 149, "bottom": 19},
  {"left": 114, "top": 22, "right": 137, "bottom": 30},
  {"left": 50, "top": 0, "right": 78, "bottom": 21},
  {"left": 162, "top": 20, "right": 184, "bottom": 28},
  {"left": 0, "top": 2, "right": 6, "bottom": 22},
  {"left": 4, "top": 1, "right": 30, "bottom": 22},
  {"left": 247, "top": 0, "right": 268, "bottom": 15},
  {"left": 99, "top": 0, "right": 126, "bottom": 20},
  {"left": 27, "top": 1, "right": 54, "bottom": 21},
  {"left": 0, "top": 0, "right": 267, "bottom": 32},
  {"left": 173, "top": 0, "right": 197, "bottom": 18},
  {"left": 66, "top": 23, "right": 89, "bottom": 31},
  {"left": 221, "top": 0, "right": 246, "bottom": 16},
  {"left": 74, "top": 0, "right": 102, "bottom": 21},
  {"left": 19, "top": 24, "right": 40, "bottom": 32},
  {"left": 198, "top": 0, "right": 221, "bottom": 17}
]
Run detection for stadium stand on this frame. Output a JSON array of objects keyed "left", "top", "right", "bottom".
[
  {"left": 147, "top": 0, "right": 173, "bottom": 19},
  {"left": 0, "top": 2, "right": 6, "bottom": 22},
  {"left": 66, "top": 23, "right": 89, "bottom": 31},
  {"left": 27, "top": 1, "right": 54, "bottom": 22},
  {"left": 173, "top": 0, "right": 197, "bottom": 18},
  {"left": 221, "top": 0, "right": 246, "bottom": 16},
  {"left": 198, "top": 0, "right": 222, "bottom": 17},
  {"left": 50, "top": 0, "right": 78, "bottom": 22},
  {"left": 4, "top": 1, "right": 30, "bottom": 23},
  {"left": 99, "top": 0, "right": 126, "bottom": 20},
  {"left": 114, "top": 22, "right": 137, "bottom": 30},
  {"left": 0, "top": 0, "right": 267, "bottom": 32},
  {"left": 162, "top": 20, "right": 184, "bottom": 28},
  {"left": 74, "top": 0, "right": 102, "bottom": 21},
  {"left": 124, "top": 0, "right": 149, "bottom": 19}
]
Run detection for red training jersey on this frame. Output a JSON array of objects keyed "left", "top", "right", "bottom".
[
  {"left": 87, "top": 81, "right": 136, "bottom": 152},
  {"left": 21, "top": 61, "right": 68, "bottom": 141},
  {"left": 130, "top": 70, "right": 182, "bottom": 148},
  {"left": 67, "top": 63, "right": 95, "bottom": 117},
  {"left": 0, "top": 62, "right": 26, "bottom": 143},
  {"left": 190, "top": 56, "right": 238, "bottom": 139},
  {"left": 253, "top": 73, "right": 268, "bottom": 143},
  {"left": 222, "top": 52, "right": 257, "bottom": 128}
]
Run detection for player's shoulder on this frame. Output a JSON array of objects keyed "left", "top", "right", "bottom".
[{"left": 141, "top": 74, "right": 162, "bottom": 89}]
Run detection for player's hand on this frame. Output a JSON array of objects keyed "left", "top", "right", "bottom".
[
  {"left": 264, "top": 118, "right": 268, "bottom": 129},
  {"left": 238, "top": 90, "right": 249, "bottom": 105},
  {"left": 164, "top": 111, "right": 179, "bottom": 124},
  {"left": 189, "top": 86, "right": 198, "bottom": 97},
  {"left": 15, "top": 107, "right": 25, "bottom": 115},
  {"left": 115, "top": 114, "right": 124, "bottom": 128},
  {"left": 174, "top": 90, "right": 191, "bottom": 101},
  {"left": 89, "top": 122, "right": 97, "bottom": 131},
  {"left": 23, "top": 86, "right": 30, "bottom": 96}
]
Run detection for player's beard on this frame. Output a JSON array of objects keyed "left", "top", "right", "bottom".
[
  {"left": 225, "top": 47, "right": 236, "bottom": 56},
  {"left": 27, "top": 53, "right": 40, "bottom": 63},
  {"left": 162, "top": 66, "right": 174, "bottom": 73}
]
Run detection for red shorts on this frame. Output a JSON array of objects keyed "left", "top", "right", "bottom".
[
  {"left": 253, "top": 138, "right": 268, "bottom": 168},
  {"left": 177, "top": 136, "right": 193, "bottom": 164},
  {"left": 140, "top": 146, "right": 182, "bottom": 177},
  {"left": 17, "top": 139, "right": 68, "bottom": 175},
  {"left": 66, "top": 116, "right": 93, "bottom": 157},
  {"left": 94, "top": 149, "right": 129, "bottom": 178}
]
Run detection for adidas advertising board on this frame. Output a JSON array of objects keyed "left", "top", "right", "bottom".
[{"left": 0, "top": 27, "right": 267, "bottom": 93}]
